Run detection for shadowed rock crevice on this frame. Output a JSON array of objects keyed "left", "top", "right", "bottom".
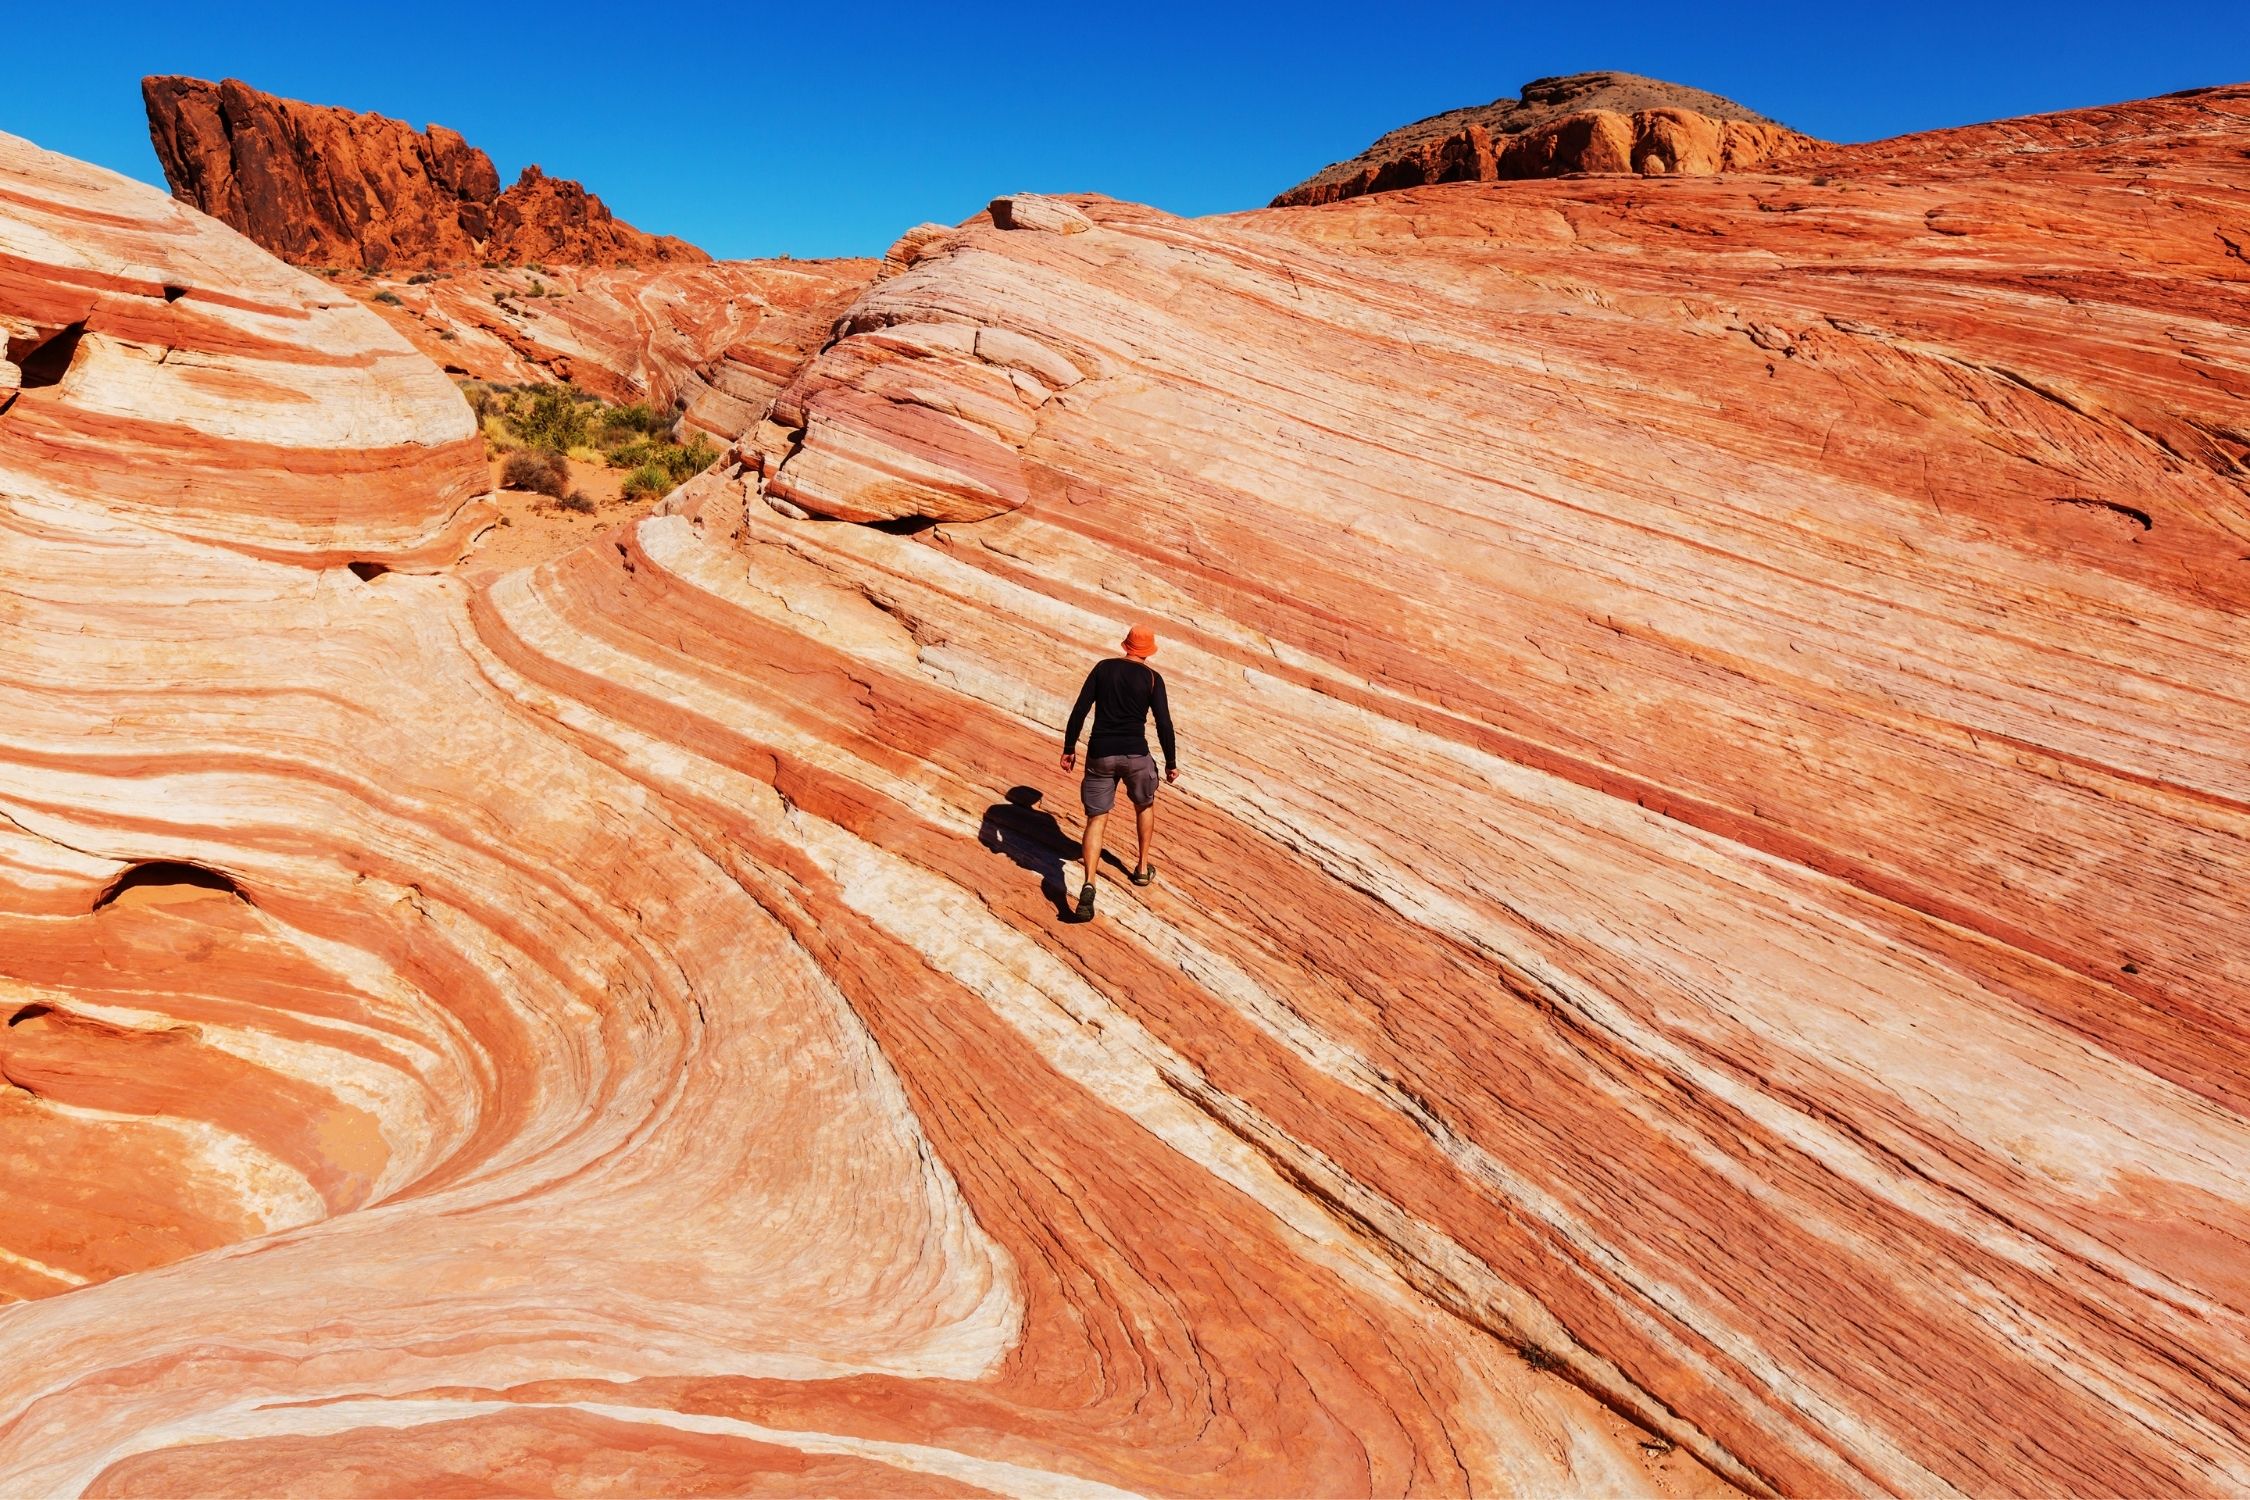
[
  {"left": 93, "top": 861, "right": 248, "bottom": 912},
  {"left": 2050, "top": 496, "right": 2156, "bottom": 531},
  {"left": 8, "top": 320, "right": 87, "bottom": 389}
]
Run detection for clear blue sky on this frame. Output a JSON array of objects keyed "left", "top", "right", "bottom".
[{"left": 5, "top": 1, "right": 2244, "bottom": 260}]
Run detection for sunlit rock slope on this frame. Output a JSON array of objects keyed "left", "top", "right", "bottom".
[
  {"left": 3, "top": 82, "right": 2249, "bottom": 1497},
  {"left": 348, "top": 258, "right": 881, "bottom": 437}
]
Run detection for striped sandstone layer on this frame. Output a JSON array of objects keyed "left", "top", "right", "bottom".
[
  {"left": 3, "top": 82, "right": 2250, "bottom": 1498},
  {"left": 348, "top": 258, "right": 881, "bottom": 437},
  {"left": 0, "top": 132, "right": 487, "bottom": 566}
]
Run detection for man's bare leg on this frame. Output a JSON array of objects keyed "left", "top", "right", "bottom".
[
  {"left": 1080, "top": 810, "right": 1109, "bottom": 893},
  {"left": 1134, "top": 800, "right": 1156, "bottom": 878}
]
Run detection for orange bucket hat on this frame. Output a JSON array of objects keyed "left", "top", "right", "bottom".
[{"left": 1122, "top": 625, "right": 1157, "bottom": 658}]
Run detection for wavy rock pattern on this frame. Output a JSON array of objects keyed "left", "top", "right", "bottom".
[
  {"left": 0, "top": 131, "right": 486, "bottom": 566},
  {"left": 353, "top": 259, "right": 880, "bottom": 434},
  {"left": 3, "top": 84, "right": 2250, "bottom": 1497}
]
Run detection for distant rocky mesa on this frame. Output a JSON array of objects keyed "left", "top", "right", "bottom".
[
  {"left": 142, "top": 76, "right": 707, "bottom": 271},
  {"left": 1274, "top": 70, "right": 1816, "bottom": 206}
]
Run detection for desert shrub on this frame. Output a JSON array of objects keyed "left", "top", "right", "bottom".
[
  {"left": 468, "top": 382, "right": 716, "bottom": 491},
  {"left": 501, "top": 449, "right": 570, "bottom": 498},
  {"left": 599, "top": 402, "right": 671, "bottom": 443},
  {"left": 513, "top": 385, "right": 592, "bottom": 451},
  {"left": 558, "top": 491, "right": 596, "bottom": 514},
  {"left": 406, "top": 271, "right": 444, "bottom": 285},
  {"left": 372, "top": 289, "right": 404, "bottom": 306},
  {"left": 677, "top": 434, "right": 720, "bottom": 474},
  {"left": 527, "top": 278, "right": 548, "bottom": 298},
  {"left": 610, "top": 434, "right": 719, "bottom": 486},
  {"left": 605, "top": 437, "right": 654, "bottom": 471},
  {"left": 620, "top": 462, "right": 673, "bottom": 500}
]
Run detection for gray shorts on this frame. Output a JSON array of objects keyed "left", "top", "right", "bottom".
[{"left": 1081, "top": 753, "right": 1159, "bottom": 815}]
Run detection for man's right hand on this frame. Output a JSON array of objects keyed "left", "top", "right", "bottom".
[
  {"left": 1166, "top": 766, "right": 1181, "bottom": 784},
  {"left": 1060, "top": 752, "right": 1076, "bottom": 773}
]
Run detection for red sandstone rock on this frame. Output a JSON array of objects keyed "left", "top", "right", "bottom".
[
  {"left": 1274, "top": 70, "right": 1816, "bottom": 205},
  {"left": 143, "top": 76, "right": 705, "bottom": 271},
  {"left": 987, "top": 194, "right": 1093, "bottom": 234},
  {"left": 351, "top": 258, "right": 879, "bottom": 436},
  {"left": 0, "top": 131, "right": 487, "bottom": 565},
  {"left": 481, "top": 164, "right": 707, "bottom": 269},
  {"left": 3, "top": 81, "right": 2250, "bottom": 1500}
]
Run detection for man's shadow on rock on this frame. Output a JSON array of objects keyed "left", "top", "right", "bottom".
[{"left": 978, "top": 786, "right": 1080, "bottom": 922}]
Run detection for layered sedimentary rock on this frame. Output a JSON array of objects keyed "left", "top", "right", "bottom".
[
  {"left": 0, "top": 130, "right": 487, "bottom": 566},
  {"left": 353, "top": 258, "right": 880, "bottom": 434},
  {"left": 4, "top": 80, "right": 2250, "bottom": 1500},
  {"left": 1275, "top": 70, "right": 1814, "bottom": 205},
  {"left": 144, "top": 76, "right": 704, "bottom": 270}
]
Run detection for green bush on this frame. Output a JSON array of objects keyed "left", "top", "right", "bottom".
[
  {"left": 620, "top": 463, "right": 673, "bottom": 500},
  {"left": 458, "top": 381, "right": 720, "bottom": 496},
  {"left": 513, "top": 386, "right": 593, "bottom": 451},
  {"left": 558, "top": 491, "right": 596, "bottom": 514},
  {"left": 599, "top": 402, "right": 672, "bottom": 443},
  {"left": 372, "top": 289, "right": 404, "bottom": 306},
  {"left": 609, "top": 434, "right": 719, "bottom": 485}
]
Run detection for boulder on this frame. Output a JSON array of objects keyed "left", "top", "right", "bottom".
[{"left": 988, "top": 194, "right": 1094, "bottom": 233}]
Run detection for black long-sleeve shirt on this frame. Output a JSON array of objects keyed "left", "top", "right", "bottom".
[{"left": 1064, "top": 658, "right": 1177, "bottom": 770}]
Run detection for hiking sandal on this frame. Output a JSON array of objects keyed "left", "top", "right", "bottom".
[
  {"left": 1130, "top": 863, "right": 1157, "bottom": 887},
  {"left": 1075, "top": 883, "right": 1096, "bottom": 920}
]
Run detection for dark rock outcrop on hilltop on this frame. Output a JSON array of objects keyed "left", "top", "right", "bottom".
[
  {"left": 1274, "top": 70, "right": 1816, "bottom": 205},
  {"left": 143, "top": 76, "right": 706, "bottom": 270}
]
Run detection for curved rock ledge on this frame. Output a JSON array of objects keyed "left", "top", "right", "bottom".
[{"left": 0, "top": 130, "right": 488, "bottom": 567}]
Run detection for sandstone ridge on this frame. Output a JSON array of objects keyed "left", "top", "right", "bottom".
[
  {"left": 350, "top": 258, "right": 881, "bottom": 435},
  {"left": 4, "top": 79, "right": 2250, "bottom": 1498},
  {"left": 143, "top": 76, "right": 707, "bottom": 270},
  {"left": 1274, "top": 69, "right": 1816, "bottom": 205}
]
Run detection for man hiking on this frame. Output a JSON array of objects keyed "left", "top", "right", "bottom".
[{"left": 1060, "top": 625, "right": 1179, "bottom": 920}]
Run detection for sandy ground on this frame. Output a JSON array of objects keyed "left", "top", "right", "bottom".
[{"left": 461, "top": 451, "right": 668, "bottom": 574}]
